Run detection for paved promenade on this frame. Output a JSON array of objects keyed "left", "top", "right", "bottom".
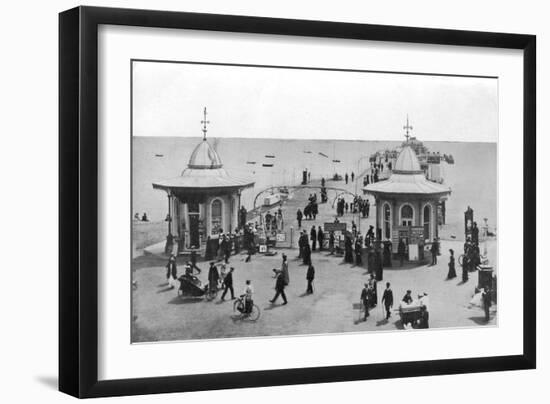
[{"left": 132, "top": 176, "right": 497, "bottom": 342}]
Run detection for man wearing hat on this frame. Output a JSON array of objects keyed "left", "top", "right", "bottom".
[
  {"left": 430, "top": 238, "right": 438, "bottom": 266},
  {"left": 381, "top": 282, "right": 394, "bottom": 320},
  {"left": 220, "top": 267, "right": 235, "bottom": 301},
  {"left": 360, "top": 283, "right": 371, "bottom": 321}
]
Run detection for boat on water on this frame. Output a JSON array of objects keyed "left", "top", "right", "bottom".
[
  {"left": 154, "top": 154, "right": 164, "bottom": 157},
  {"left": 265, "top": 155, "right": 276, "bottom": 158},
  {"left": 246, "top": 161, "right": 257, "bottom": 164},
  {"left": 262, "top": 163, "right": 274, "bottom": 167}
]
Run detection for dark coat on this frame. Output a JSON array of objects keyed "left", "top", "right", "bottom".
[
  {"left": 306, "top": 265, "right": 315, "bottom": 281},
  {"left": 208, "top": 265, "right": 220, "bottom": 284},
  {"left": 223, "top": 271, "right": 233, "bottom": 287},
  {"left": 317, "top": 228, "right": 324, "bottom": 243},
  {"left": 275, "top": 274, "right": 286, "bottom": 291},
  {"left": 382, "top": 288, "right": 394, "bottom": 307},
  {"left": 360, "top": 287, "right": 369, "bottom": 304}
]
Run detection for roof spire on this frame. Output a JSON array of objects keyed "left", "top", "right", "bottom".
[
  {"left": 403, "top": 115, "right": 413, "bottom": 142},
  {"left": 201, "top": 107, "right": 210, "bottom": 140}
]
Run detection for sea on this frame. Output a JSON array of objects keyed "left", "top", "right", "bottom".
[{"left": 133, "top": 137, "right": 497, "bottom": 235}]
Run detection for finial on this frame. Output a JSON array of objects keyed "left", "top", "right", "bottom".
[
  {"left": 201, "top": 107, "right": 210, "bottom": 140},
  {"left": 403, "top": 115, "right": 413, "bottom": 142}
]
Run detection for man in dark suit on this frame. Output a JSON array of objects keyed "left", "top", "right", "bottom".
[
  {"left": 220, "top": 267, "right": 235, "bottom": 300},
  {"left": 310, "top": 226, "right": 317, "bottom": 251},
  {"left": 296, "top": 209, "right": 303, "bottom": 228},
  {"left": 306, "top": 263, "right": 315, "bottom": 294},
  {"left": 430, "top": 238, "right": 438, "bottom": 265},
  {"left": 317, "top": 226, "right": 324, "bottom": 251},
  {"left": 360, "top": 283, "right": 370, "bottom": 321},
  {"left": 381, "top": 282, "right": 394, "bottom": 319},
  {"left": 270, "top": 272, "right": 288, "bottom": 305}
]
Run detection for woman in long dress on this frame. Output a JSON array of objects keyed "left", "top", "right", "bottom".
[{"left": 447, "top": 249, "right": 457, "bottom": 279}]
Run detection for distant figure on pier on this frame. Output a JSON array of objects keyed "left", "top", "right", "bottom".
[
  {"left": 344, "top": 234, "right": 354, "bottom": 263},
  {"left": 430, "top": 238, "right": 438, "bottom": 266},
  {"left": 329, "top": 231, "right": 335, "bottom": 255},
  {"left": 310, "top": 226, "right": 317, "bottom": 251},
  {"left": 336, "top": 198, "right": 344, "bottom": 216},
  {"left": 365, "top": 199, "right": 370, "bottom": 217},
  {"left": 208, "top": 262, "right": 220, "bottom": 293},
  {"left": 303, "top": 238, "right": 312, "bottom": 265},
  {"left": 383, "top": 240, "right": 392, "bottom": 267},
  {"left": 355, "top": 235, "right": 363, "bottom": 265},
  {"left": 317, "top": 226, "right": 324, "bottom": 251},
  {"left": 308, "top": 171, "right": 311, "bottom": 182},
  {"left": 398, "top": 238, "right": 407, "bottom": 267},
  {"left": 296, "top": 209, "right": 303, "bottom": 228},
  {"left": 141, "top": 212, "right": 149, "bottom": 222},
  {"left": 447, "top": 249, "right": 457, "bottom": 279},
  {"left": 345, "top": 173, "right": 349, "bottom": 184},
  {"left": 351, "top": 172, "right": 355, "bottom": 182},
  {"left": 134, "top": 213, "right": 140, "bottom": 220},
  {"left": 321, "top": 177, "right": 325, "bottom": 187},
  {"left": 365, "top": 225, "right": 374, "bottom": 247},
  {"left": 239, "top": 206, "right": 247, "bottom": 229},
  {"left": 345, "top": 202, "right": 349, "bottom": 213},
  {"left": 306, "top": 263, "right": 315, "bottom": 294}
]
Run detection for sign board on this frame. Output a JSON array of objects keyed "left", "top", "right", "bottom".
[
  {"left": 324, "top": 222, "right": 347, "bottom": 232},
  {"left": 276, "top": 232, "right": 286, "bottom": 242},
  {"left": 334, "top": 231, "right": 342, "bottom": 238},
  {"left": 259, "top": 245, "right": 267, "bottom": 253},
  {"left": 409, "top": 226, "right": 425, "bottom": 244},
  {"left": 392, "top": 226, "right": 425, "bottom": 246},
  {"left": 408, "top": 243, "right": 419, "bottom": 261},
  {"left": 392, "top": 227, "right": 410, "bottom": 246}
]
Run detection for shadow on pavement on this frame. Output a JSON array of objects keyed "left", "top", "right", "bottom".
[
  {"left": 157, "top": 286, "right": 176, "bottom": 293},
  {"left": 167, "top": 296, "right": 202, "bottom": 305}
]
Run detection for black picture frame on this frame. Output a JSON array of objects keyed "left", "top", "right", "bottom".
[{"left": 59, "top": 6, "right": 536, "bottom": 398}]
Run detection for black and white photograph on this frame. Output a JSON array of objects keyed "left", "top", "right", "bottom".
[{"left": 131, "top": 60, "right": 498, "bottom": 343}]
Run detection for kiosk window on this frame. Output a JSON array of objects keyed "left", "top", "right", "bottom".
[{"left": 401, "top": 204, "right": 414, "bottom": 227}]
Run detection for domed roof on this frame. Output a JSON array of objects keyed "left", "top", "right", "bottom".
[
  {"left": 363, "top": 145, "right": 451, "bottom": 197},
  {"left": 393, "top": 146, "right": 422, "bottom": 173},
  {"left": 187, "top": 139, "right": 223, "bottom": 169}
]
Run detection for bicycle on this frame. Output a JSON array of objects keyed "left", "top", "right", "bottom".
[{"left": 233, "top": 295, "right": 261, "bottom": 321}]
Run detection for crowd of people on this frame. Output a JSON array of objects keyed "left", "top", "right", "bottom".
[
  {"left": 150, "top": 170, "right": 493, "bottom": 331},
  {"left": 335, "top": 195, "right": 370, "bottom": 218}
]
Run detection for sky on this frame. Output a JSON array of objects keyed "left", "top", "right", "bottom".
[{"left": 132, "top": 60, "right": 498, "bottom": 143}]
